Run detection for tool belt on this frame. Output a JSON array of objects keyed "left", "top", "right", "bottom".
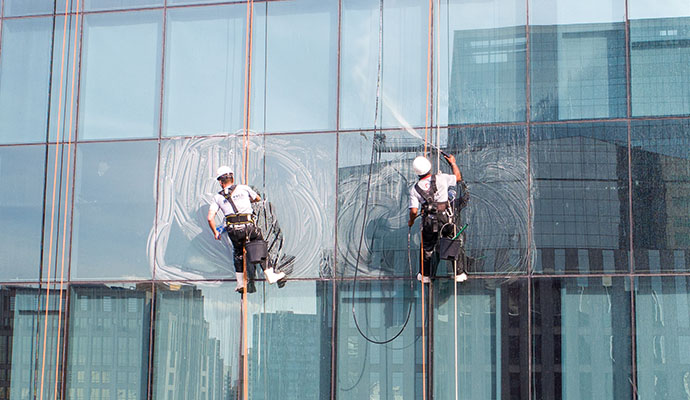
[{"left": 225, "top": 214, "right": 253, "bottom": 225}]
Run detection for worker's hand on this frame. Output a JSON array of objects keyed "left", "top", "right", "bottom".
[
  {"left": 408, "top": 219, "right": 414, "bottom": 227},
  {"left": 214, "top": 231, "right": 221, "bottom": 240},
  {"left": 444, "top": 154, "right": 456, "bottom": 164}
]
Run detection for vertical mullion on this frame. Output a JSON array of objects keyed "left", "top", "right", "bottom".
[
  {"left": 331, "top": 0, "right": 342, "bottom": 398},
  {"left": 524, "top": 0, "right": 533, "bottom": 399}
]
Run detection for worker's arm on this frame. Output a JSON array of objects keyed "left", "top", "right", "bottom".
[
  {"left": 408, "top": 208, "right": 419, "bottom": 227},
  {"left": 444, "top": 154, "right": 462, "bottom": 182},
  {"left": 251, "top": 194, "right": 262, "bottom": 203},
  {"left": 207, "top": 208, "right": 221, "bottom": 240}
]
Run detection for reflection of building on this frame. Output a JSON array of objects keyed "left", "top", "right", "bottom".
[{"left": 0, "top": 289, "right": 13, "bottom": 399}]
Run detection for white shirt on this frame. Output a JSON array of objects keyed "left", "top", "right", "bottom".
[
  {"left": 209, "top": 185, "right": 258, "bottom": 216},
  {"left": 409, "top": 173, "right": 457, "bottom": 209}
]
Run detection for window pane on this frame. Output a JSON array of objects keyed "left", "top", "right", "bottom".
[
  {"left": 0, "top": 18, "right": 52, "bottom": 144},
  {"left": 531, "top": 123, "right": 630, "bottom": 273},
  {"left": 66, "top": 284, "right": 151, "bottom": 399},
  {"left": 48, "top": 15, "right": 81, "bottom": 143},
  {"left": 636, "top": 276, "right": 690, "bottom": 399},
  {"left": 155, "top": 136, "right": 263, "bottom": 281},
  {"left": 248, "top": 281, "right": 332, "bottom": 399},
  {"left": 71, "top": 141, "right": 157, "bottom": 280},
  {"left": 529, "top": 0, "right": 626, "bottom": 121},
  {"left": 631, "top": 119, "right": 690, "bottom": 272},
  {"left": 336, "top": 279, "right": 420, "bottom": 399},
  {"left": 440, "top": 0, "right": 527, "bottom": 125},
  {"left": 153, "top": 282, "right": 240, "bottom": 399},
  {"left": 340, "top": 0, "right": 428, "bottom": 130},
  {"left": 264, "top": 0, "right": 337, "bottom": 132},
  {"left": 629, "top": 2, "right": 690, "bottom": 117},
  {"left": 4, "top": 0, "right": 53, "bottom": 16},
  {"left": 532, "top": 277, "right": 632, "bottom": 399},
  {"left": 78, "top": 11, "right": 163, "bottom": 140},
  {"left": 163, "top": 4, "right": 265, "bottom": 137},
  {"left": 82, "top": 0, "right": 163, "bottom": 12},
  {"left": 0, "top": 146, "right": 45, "bottom": 280},
  {"left": 433, "top": 279, "right": 528, "bottom": 399}
]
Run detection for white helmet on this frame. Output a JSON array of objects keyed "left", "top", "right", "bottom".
[
  {"left": 412, "top": 156, "right": 431, "bottom": 176},
  {"left": 216, "top": 165, "right": 233, "bottom": 180}
]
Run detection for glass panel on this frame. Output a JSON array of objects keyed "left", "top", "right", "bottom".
[
  {"left": 439, "top": 0, "right": 527, "bottom": 125},
  {"left": 48, "top": 15, "right": 81, "bottom": 143},
  {"left": 450, "top": 126, "right": 529, "bottom": 274},
  {"left": 531, "top": 122, "right": 630, "bottom": 274},
  {"left": 163, "top": 4, "right": 266, "bottom": 137},
  {"left": 71, "top": 141, "right": 158, "bottom": 280},
  {"left": 340, "top": 0, "right": 428, "bottom": 130},
  {"left": 247, "top": 280, "right": 332, "bottom": 399},
  {"left": 433, "top": 278, "right": 528, "bottom": 399},
  {"left": 82, "top": 0, "right": 163, "bottom": 12},
  {"left": 78, "top": 11, "right": 163, "bottom": 140},
  {"left": 0, "top": 146, "right": 45, "bottom": 281},
  {"left": 264, "top": 0, "right": 337, "bottom": 132},
  {"left": 1, "top": 285, "right": 66, "bottom": 400},
  {"left": 529, "top": 0, "right": 626, "bottom": 121},
  {"left": 0, "top": 18, "right": 52, "bottom": 144},
  {"left": 631, "top": 119, "right": 690, "bottom": 272},
  {"left": 66, "top": 283, "right": 151, "bottom": 400},
  {"left": 3, "top": 0, "right": 74, "bottom": 15},
  {"left": 152, "top": 282, "right": 241, "bottom": 399},
  {"left": 636, "top": 276, "right": 690, "bottom": 399},
  {"left": 629, "top": 1, "right": 690, "bottom": 117},
  {"left": 336, "top": 279, "right": 420, "bottom": 399},
  {"left": 155, "top": 135, "right": 263, "bottom": 280},
  {"left": 532, "top": 277, "right": 632, "bottom": 399}
]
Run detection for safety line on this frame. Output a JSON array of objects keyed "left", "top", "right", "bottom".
[
  {"left": 39, "top": 0, "right": 72, "bottom": 398},
  {"left": 52, "top": 0, "right": 81, "bottom": 397},
  {"left": 423, "top": 0, "right": 433, "bottom": 157}
]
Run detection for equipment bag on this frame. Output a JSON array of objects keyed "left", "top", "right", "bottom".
[{"left": 245, "top": 239, "right": 268, "bottom": 264}]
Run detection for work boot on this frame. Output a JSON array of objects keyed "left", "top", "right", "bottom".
[
  {"left": 235, "top": 272, "right": 246, "bottom": 293},
  {"left": 455, "top": 271, "right": 468, "bottom": 283},
  {"left": 264, "top": 268, "right": 286, "bottom": 284}
]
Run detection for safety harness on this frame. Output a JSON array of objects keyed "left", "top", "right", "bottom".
[
  {"left": 219, "top": 185, "right": 254, "bottom": 226},
  {"left": 415, "top": 174, "right": 449, "bottom": 233}
]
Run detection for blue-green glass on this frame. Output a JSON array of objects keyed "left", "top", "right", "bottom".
[
  {"left": 433, "top": 279, "right": 528, "bottom": 399},
  {"left": 152, "top": 282, "right": 241, "bottom": 400},
  {"left": 631, "top": 119, "right": 690, "bottom": 272},
  {"left": 264, "top": 0, "right": 337, "bottom": 132},
  {"left": 531, "top": 123, "right": 630, "bottom": 274},
  {"left": 3, "top": 0, "right": 74, "bottom": 15},
  {"left": 48, "top": 15, "right": 80, "bottom": 143},
  {"left": 449, "top": 126, "right": 529, "bottom": 274},
  {"left": 3, "top": 285, "right": 66, "bottom": 400},
  {"left": 263, "top": 133, "right": 336, "bottom": 278},
  {"left": 66, "top": 284, "right": 151, "bottom": 400},
  {"left": 71, "top": 141, "right": 158, "bottom": 280},
  {"left": 529, "top": 0, "right": 626, "bottom": 121},
  {"left": 247, "top": 280, "right": 332, "bottom": 399},
  {"left": 0, "top": 146, "right": 46, "bottom": 281},
  {"left": 340, "top": 0, "right": 428, "bottom": 130},
  {"left": 82, "top": 0, "right": 163, "bottom": 11},
  {"left": 78, "top": 11, "right": 163, "bottom": 140},
  {"left": 336, "top": 279, "right": 420, "bottom": 399},
  {"left": 163, "top": 4, "right": 266, "bottom": 137},
  {"left": 636, "top": 276, "right": 690, "bottom": 399},
  {"left": 0, "top": 18, "right": 52, "bottom": 144},
  {"left": 532, "top": 277, "right": 632, "bottom": 399},
  {"left": 629, "top": 1, "right": 690, "bottom": 117},
  {"left": 155, "top": 135, "right": 263, "bottom": 281},
  {"left": 440, "top": 0, "right": 527, "bottom": 125}
]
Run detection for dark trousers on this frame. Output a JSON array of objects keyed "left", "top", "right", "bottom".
[
  {"left": 420, "top": 211, "right": 449, "bottom": 277},
  {"left": 226, "top": 223, "right": 264, "bottom": 273}
]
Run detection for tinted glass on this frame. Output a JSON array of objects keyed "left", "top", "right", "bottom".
[
  {"left": 0, "top": 145, "right": 46, "bottom": 281},
  {"left": 440, "top": 0, "right": 527, "bottom": 125},
  {"left": 531, "top": 123, "right": 630, "bottom": 273},
  {"left": 532, "top": 277, "right": 632, "bottom": 399},
  {"left": 629, "top": 0, "right": 690, "bottom": 117},
  {"left": 3, "top": 0, "right": 74, "bottom": 16},
  {"left": 163, "top": 4, "right": 266, "bottom": 137},
  {"left": 66, "top": 283, "right": 151, "bottom": 400},
  {"left": 529, "top": 0, "right": 626, "bottom": 121},
  {"left": 78, "top": 11, "right": 163, "bottom": 140},
  {"left": 155, "top": 135, "right": 263, "bottom": 281},
  {"left": 153, "top": 282, "right": 239, "bottom": 399},
  {"left": 340, "top": 0, "right": 427, "bottom": 130},
  {"left": 48, "top": 15, "right": 81, "bottom": 144},
  {"left": 636, "top": 276, "right": 690, "bottom": 399},
  {"left": 247, "top": 280, "right": 332, "bottom": 399},
  {"left": 0, "top": 18, "right": 52, "bottom": 144},
  {"left": 71, "top": 141, "right": 158, "bottom": 280},
  {"left": 82, "top": 0, "right": 163, "bottom": 11},
  {"left": 336, "top": 279, "right": 420, "bottom": 399},
  {"left": 433, "top": 278, "right": 528, "bottom": 399},
  {"left": 264, "top": 0, "right": 337, "bottom": 132},
  {"left": 631, "top": 119, "right": 690, "bottom": 272}
]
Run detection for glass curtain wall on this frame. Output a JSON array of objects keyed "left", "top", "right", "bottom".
[{"left": 0, "top": 0, "right": 689, "bottom": 399}]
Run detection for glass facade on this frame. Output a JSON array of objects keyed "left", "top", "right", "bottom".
[{"left": 0, "top": 0, "right": 689, "bottom": 399}]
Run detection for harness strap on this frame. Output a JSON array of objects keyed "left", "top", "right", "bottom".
[
  {"left": 219, "top": 185, "right": 239, "bottom": 214},
  {"left": 414, "top": 174, "right": 438, "bottom": 212}
]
